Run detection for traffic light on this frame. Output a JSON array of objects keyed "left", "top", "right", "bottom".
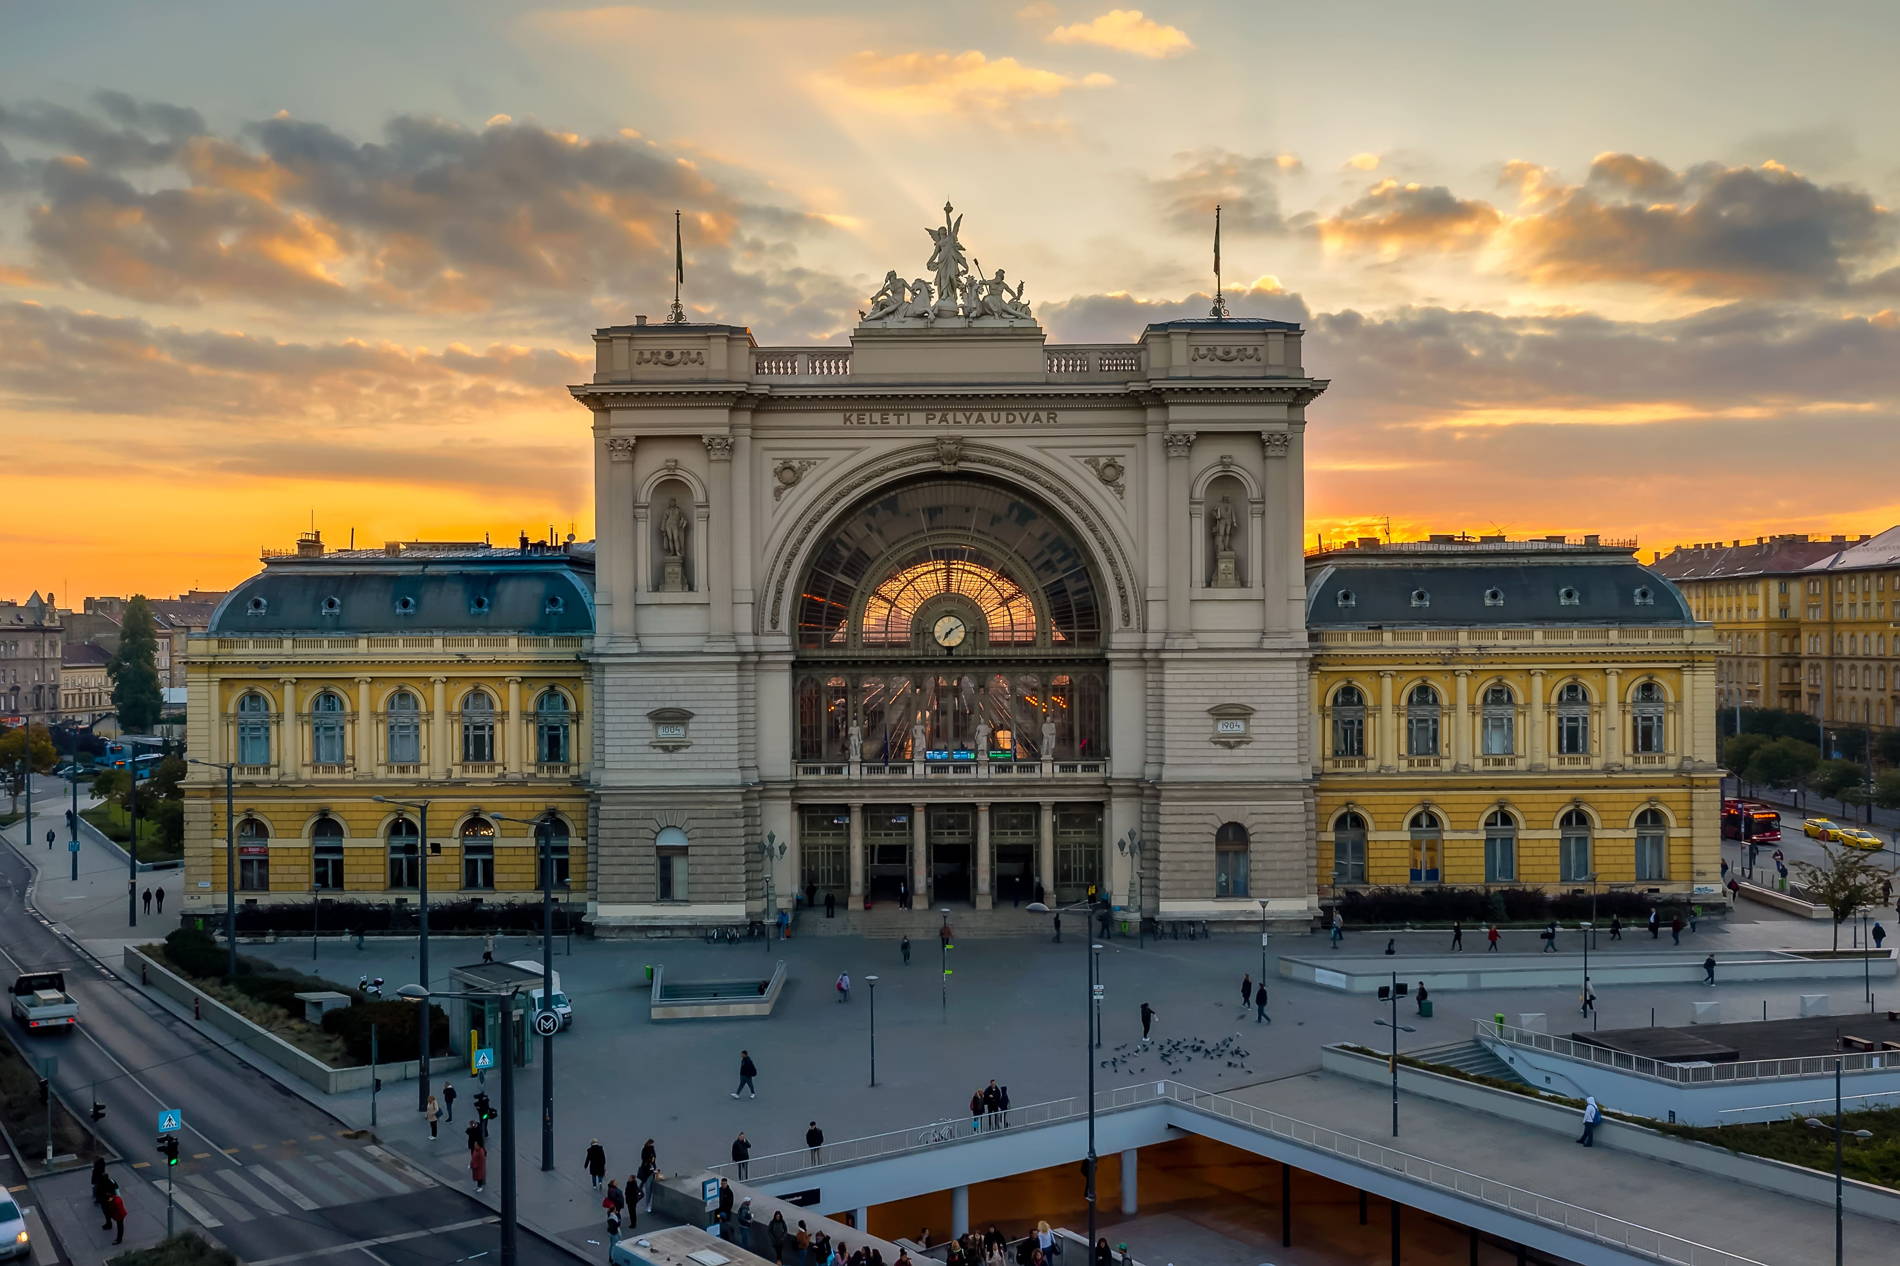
[
  {"left": 157, "top": 1136, "right": 180, "bottom": 1166},
  {"left": 474, "top": 1091, "right": 494, "bottom": 1122},
  {"left": 90, "top": 1102, "right": 106, "bottom": 1122}
]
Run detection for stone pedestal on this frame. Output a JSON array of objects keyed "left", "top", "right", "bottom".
[
  {"left": 661, "top": 557, "right": 686, "bottom": 592},
  {"left": 1212, "top": 549, "right": 1239, "bottom": 588}
]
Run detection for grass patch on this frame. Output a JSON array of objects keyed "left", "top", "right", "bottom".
[
  {"left": 142, "top": 945, "right": 355, "bottom": 1068},
  {"left": 110, "top": 1232, "right": 240, "bottom": 1266},
  {"left": 0, "top": 810, "right": 21, "bottom": 827},
  {"left": 82, "top": 802, "right": 183, "bottom": 861},
  {"left": 0, "top": 1029, "right": 104, "bottom": 1170}
]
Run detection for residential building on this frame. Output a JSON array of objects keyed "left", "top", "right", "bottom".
[
  {"left": 1, "top": 592, "right": 64, "bottom": 724},
  {"left": 58, "top": 642, "right": 114, "bottom": 724}
]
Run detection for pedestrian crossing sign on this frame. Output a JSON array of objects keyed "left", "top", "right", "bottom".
[
  {"left": 157, "top": 1108, "right": 182, "bottom": 1135},
  {"left": 471, "top": 1047, "right": 495, "bottom": 1073}
]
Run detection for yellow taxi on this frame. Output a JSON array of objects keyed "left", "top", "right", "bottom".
[
  {"left": 1802, "top": 817, "right": 1840, "bottom": 840},
  {"left": 1833, "top": 827, "right": 1883, "bottom": 851}
]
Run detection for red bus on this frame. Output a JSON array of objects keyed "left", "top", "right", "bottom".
[{"left": 1721, "top": 798, "right": 1781, "bottom": 843}]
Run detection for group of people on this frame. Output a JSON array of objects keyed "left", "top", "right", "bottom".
[
  {"left": 967, "top": 1079, "right": 1012, "bottom": 1130},
  {"left": 90, "top": 1158, "right": 128, "bottom": 1244},
  {"left": 589, "top": 1137, "right": 664, "bottom": 1239},
  {"left": 138, "top": 885, "right": 166, "bottom": 915},
  {"left": 1236, "top": 974, "right": 1270, "bottom": 1022}
]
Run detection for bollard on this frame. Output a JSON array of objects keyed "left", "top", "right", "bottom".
[{"left": 193, "top": 995, "right": 201, "bottom": 1021}]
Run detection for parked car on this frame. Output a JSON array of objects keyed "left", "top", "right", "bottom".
[
  {"left": 1833, "top": 827, "right": 1883, "bottom": 851},
  {"left": 1803, "top": 817, "right": 1840, "bottom": 840}
]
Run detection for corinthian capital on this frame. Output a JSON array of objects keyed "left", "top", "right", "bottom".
[
  {"left": 605, "top": 437, "right": 637, "bottom": 461},
  {"left": 1163, "top": 431, "right": 1196, "bottom": 459}
]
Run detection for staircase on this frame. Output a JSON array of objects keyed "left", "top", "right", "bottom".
[
  {"left": 800, "top": 904, "right": 1054, "bottom": 940},
  {"left": 1405, "top": 1038, "right": 1527, "bottom": 1085}
]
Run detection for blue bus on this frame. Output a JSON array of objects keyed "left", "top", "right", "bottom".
[{"left": 103, "top": 745, "right": 166, "bottom": 780}]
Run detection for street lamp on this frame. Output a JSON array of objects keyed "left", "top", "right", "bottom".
[
  {"left": 1115, "top": 829, "right": 1145, "bottom": 947},
  {"left": 865, "top": 974, "right": 879, "bottom": 1087},
  {"left": 1372, "top": 972, "right": 1416, "bottom": 1138},
  {"left": 939, "top": 907, "right": 952, "bottom": 1018},
  {"left": 1258, "top": 899, "right": 1269, "bottom": 993},
  {"left": 1581, "top": 872, "right": 1599, "bottom": 1031},
  {"left": 186, "top": 759, "right": 239, "bottom": 979},
  {"left": 1805, "top": 1059, "right": 1875, "bottom": 1266},
  {"left": 373, "top": 795, "right": 433, "bottom": 1111},
  {"left": 1090, "top": 943, "right": 1104, "bottom": 1049},
  {"left": 487, "top": 809, "right": 564, "bottom": 1174},
  {"left": 1027, "top": 899, "right": 1102, "bottom": 1253},
  {"left": 401, "top": 983, "right": 521, "bottom": 1266},
  {"left": 760, "top": 832, "right": 786, "bottom": 952}
]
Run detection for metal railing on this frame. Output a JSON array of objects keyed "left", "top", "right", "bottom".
[
  {"left": 1478, "top": 1020, "right": 1898, "bottom": 1084},
  {"left": 712, "top": 1078, "right": 1770, "bottom": 1266}
]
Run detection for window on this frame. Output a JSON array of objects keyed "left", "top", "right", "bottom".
[
  {"left": 535, "top": 689, "right": 572, "bottom": 765},
  {"left": 1556, "top": 682, "right": 1591, "bottom": 755},
  {"left": 1335, "top": 589, "right": 1356, "bottom": 609},
  {"left": 1480, "top": 684, "right": 1515, "bottom": 755},
  {"left": 395, "top": 595, "right": 416, "bottom": 615},
  {"left": 538, "top": 818, "right": 572, "bottom": 890},
  {"left": 656, "top": 826, "right": 689, "bottom": 901},
  {"left": 1405, "top": 684, "right": 1440, "bottom": 756},
  {"left": 1633, "top": 586, "right": 1654, "bottom": 606},
  {"left": 321, "top": 596, "right": 341, "bottom": 616},
  {"left": 461, "top": 816, "right": 495, "bottom": 890},
  {"left": 1483, "top": 809, "right": 1517, "bottom": 883},
  {"left": 386, "top": 690, "right": 421, "bottom": 764},
  {"left": 1410, "top": 588, "right": 1430, "bottom": 608},
  {"left": 310, "top": 690, "right": 346, "bottom": 765},
  {"left": 1214, "top": 822, "right": 1250, "bottom": 897},
  {"left": 1332, "top": 812, "right": 1367, "bottom": 884},
  {"left": 237, "top": 817, "right": 270, "bottom": 891},
  {"left": 470, "top": 595, "right": 490, "bottom": 615},
  {"left": 246, "top": 596, "right": 268, "bottom": 616},
  {"left": 1631, "top": 681, "right": 1666, "bottom": 754},
  {"left": 460, "top": 689, "right": 496, "bottom": 763},
  {"left": 387, "top": 818, "right": 420, "bottom": 889},
  {"left": 1330, "top": 684, "right": 1366, "bottom": 758},
  {"left": 1483, "top": 588, "right": 1504, "bottom": 607},
  {"left": 1634, "top": 808, "right": 1667, "bottom": 881},
  {"left": 1559, "top": 587, "right": 1580, "bottom": 606},
  {"left": 1408, "top": 810, "right": 1442, "bottom": 883},
  {"left": 545, "top": 595, "right": 566, "bottom": 615},
  {"left": 312, "top": 817, "right": 344, "bottom": 890},
  {"left": 236, "top": 691, "right": 272, "bottom": 765},
  {"left": 1559, "top": 808, "right": 1592, "bottom": 882}
]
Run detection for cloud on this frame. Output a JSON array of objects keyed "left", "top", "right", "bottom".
[
  {"left": 819, "top": 49, "right": 1113, "bottom": 124},
  {"left": 1343, "top": 153, "right": 1381, "bottom": 172},
  {"left": 1584, "top": 151, "right": 1682, "bottom": 198},
  {"left": 1046, "top": 10, "right": 1194, "bottom": 59},
  {"left": 1039, "top": 279, "right": 1310, "bottom": 341},
  {"left": 1148, "top": 148, "right": 1303, "bottom": 234},
  {"left": 1317, "top": 180, "right": 1502, "bottom": 256}
]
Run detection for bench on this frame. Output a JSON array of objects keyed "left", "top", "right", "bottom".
[{"left": 1842, "top": 1035, "right": 1875, "bottom": 1051}]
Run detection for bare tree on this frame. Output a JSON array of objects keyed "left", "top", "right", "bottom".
[{"left": 1791, "top": 843, "right": 1886, "bottom": 951}]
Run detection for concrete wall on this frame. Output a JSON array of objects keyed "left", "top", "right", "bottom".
[{"left": 1279, "top": 950, "right": 1895, "bottom": 993}]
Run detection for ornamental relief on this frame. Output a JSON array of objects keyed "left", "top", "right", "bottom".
[
  {"left": 636, "top": 348, "right": 706, "bottom": 367},
  {"left": 1190, "top": 344, "right": 1262, "bottom": 363}
]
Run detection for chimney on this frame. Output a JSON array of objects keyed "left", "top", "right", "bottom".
[
  {"left": 1583, "top": 534, "right": 1600, "bottom": 546},
  {"left": 294, "top": 530, "right": 324, "bottom": 558},
  {"left": 1356, "top": 536, "right": 1380, "bottom": 549},
  {"left": 1428, "top": 533, "right": 1453, "bottom": 544},
  {"left": 1832, "top": 535, "right": 1846, "bottom": 544},
  {"left": 1480, "top": 534, "right": 1504, "bottom": 543},
  {"left": 384, "top": 541, "right": 403, "bottom": 557},
  {"left": 1544, "top": 534, "right": 1565, "bottom": 544},
  {"left": 635, "top": 315, "right": 648, "bottom": 326}
]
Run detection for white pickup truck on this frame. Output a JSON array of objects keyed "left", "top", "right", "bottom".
[
  {"left": 10, "top": 971, "right": 77, "bottom": 1032},
  {"left": 508, "top": 960, "right": 572, "bottom": 1029}
]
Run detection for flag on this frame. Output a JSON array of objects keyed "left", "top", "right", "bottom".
[{"left": 674, "top": 210, "right": 684, "bottom": 286}]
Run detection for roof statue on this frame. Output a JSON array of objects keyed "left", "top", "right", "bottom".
[{"left": 860, "top": 202, "right": 1034, "bottom": 327}]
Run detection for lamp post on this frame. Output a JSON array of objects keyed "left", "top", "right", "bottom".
[
  {"left": 66, "top": 729, "right": 79, "bottom": 882},
  {"left": 939, "top": 907, "right": 951, "bottom": 1018},
  {"left": 1091, "top": 943, "right": 1104, "bottom": 1049},
  {"left": 1027, "top": 899, "right": 1101, "bottom": 1252},
  {"left": 402, "top": 984, "right": 521, "bottom": 1266},
  {"left": 186, "top": 759, "right": 238, "bottom": 979},
  {"left": 1581, "top": 872, "right": 1598, "bottom": 1030},
  {"left": 1116, "top": 829, "right": 1144, "bottom": 947},
  {"left": 760, "top": 832, "right": 786, "bottom": 953},
  {"left": 1372, "top": 972, "right": 1416, "bottom": 1138},
  {"left": 1863, "top": 908, "right": 1872, "bottom": 1010},
  {"left": 1805, "top": 1059, "right": 1875, "bottom": 1266},
  {"left": 1258, "top": 899, "right": 1269, "bottom": 992},
  {"left": 865, "top": 974, "right": 879, "bottom": 1087},
  {"left": 374, "top": 795, "right": 433, "bottom": 1111},
  {"left": 488, "top": 809, "right": 563, "bottom": 1174}
]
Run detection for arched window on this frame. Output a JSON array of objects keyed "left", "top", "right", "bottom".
[
  {"left": 460, "top": 690, "right": 496, "bottom": 764},
  {"left": 310, "top": 690, "right": 346, "bottom": 766},
  {"left": 237, "top": 817, "right": 270, "bottom": 891},
  {"left": 1332, "top": 812, "right": 1367, "bottom": 884},
  {"left": 538, "top": 817, "right": 572, "bottom": 890},
  {"left": 386, "top": 690, "right": 421, "bottom": 765},
  {"left": 656, "top": 826, "right": 689, "bottom": 902},
  {"left": 1634, "top": 808, "right": 1667, "bottom": 881},
  {"left": 387, "top": 817, "right": 420, "bottom": 889},
  {"left": 1556, "top": 682, "right": 1591, "bottom": 755},
  {"left": 1214, "top": 822, "right": 1250, "bottom": 897},
  {"left": 1631, "top": 681, "right": 1666, "bottom": 754},
  {"left": 1331, "top": 684, "right": 1366, "bottom": 758},
  {"left": 312, "top": 816, "right": 344, "bottom": 890},
  {"left": 1483, "top": 809, "right": 1517, "bottom": 883},
  {"left": 1405, "top": 684, "right": 1440, "bottom": 757},
  {"left": 535, "top": 689, "right": 573, "bottom": 765},
  {"left": 1559, "top": 808, "right": 1592, "bottom": 882},
  {"left": 236, "top": 691, "right": 272, "bottom": 766},
  {"left": 1408, "top": 809, "right": 1442, "bottom": 883},
  {"left": 460, "top": 816, "right": 495, "bottom": 890},
  {"left": 1481, "top": 684, "right": 1516, "bottom": 756}
]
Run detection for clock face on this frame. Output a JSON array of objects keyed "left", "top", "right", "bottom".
[{"left": 932, "top": 614, "right": 968, "bottom": 648}]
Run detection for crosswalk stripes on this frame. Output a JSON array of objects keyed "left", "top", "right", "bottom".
[
  {"left": 246, "top": 1162, "right": 322, "bottom": 1211},
  {"left": 329, "top": 1148, "right": 415, "bottom": 1196},
  {"left": 157, "top": 1147, "right": 437, "bottom": 1228},
  {"left": 208, "top": 1167, "right": 287, "bottom": 1216},
  {"left": 163, "top": 1179, "right": 225, "bottom": 1229}
]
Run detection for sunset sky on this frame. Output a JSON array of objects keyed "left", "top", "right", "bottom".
[{"left": 4, "top": 1, "right": 1899, "bottom": 600}]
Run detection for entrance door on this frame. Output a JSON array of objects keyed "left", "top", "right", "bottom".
[
  {"left": 928, "top": 805, "right": 975, "bottom": 903},
  {"left": 991, "top": 805, "right": 1036, "bottom": 905}
]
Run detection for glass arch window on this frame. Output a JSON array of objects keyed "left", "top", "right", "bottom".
[
  {"left": 1560, "top": 808, "right": 1592, "bottom": 881},
  {"left": 656, "top": 826, "right": 688, "bottom": 901},
  {"left": 237, "top": 817, "right": 270, "bottom": 891},
  {"left": 1631, "top": 681, "right": 1666, "bottom": 754},
  {"left": 1481, "top": 684, "right": 1516, "bottom": 756},
  {"left": 461, "top": 816, "right": 495, "bottom": 890},
  {"left": 386, "top": 690, "right": 421, "bottom": 765},
  {"left": 1635, "top": 807, "right": 1667, "bottom": 880},
  {"left": 1483, "top": 809, "right": 1516, "bottom": 882},
  {"left": 1214, "top": 822, "right": 1249, "bottom": 897},
  {"left": 310, "top": 690, "right": 346, "bottom": 766},
  {"left": 1331, "top": 684, "right": 1366, "bottom": 758},
  {"left": 387, "top": 818, "right": 420, "bottom": 889},
  {"left": 1556, "top": 682, "right": 1591, "bottom": 755},
  {"left": 312, "top": 817, "right": 344, "bottom": 890},
  {"left": 535, "top": 689, "right": 572, "bottom": 765},
  {"left": 1408, "top": 809, "right": 1442, "bottom": 883},
  {"left": 1332, "top": 812, "right": 1367, "bottom": 884},
  {"left": 1405, "top": 685, "right": 1440, "bottom": 757},
  {"left": 236, "top": 691, "right": 272, "bottom": 766},
  {"left": 460, "top": 690, "right": 496, "bottom": 764},
  {"left": 538, "top": 817, "right": 572, "bottom": 890}
]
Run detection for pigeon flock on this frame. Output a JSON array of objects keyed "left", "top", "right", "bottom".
[{"left": 1099, "top": 1030, "right": 1256, "bottom": 1079}]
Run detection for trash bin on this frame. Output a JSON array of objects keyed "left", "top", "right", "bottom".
[
  {"left": 643, "top": 964, "right": 654, "bottom": 984},
  {"left": 1418, "top": 999, "right": 1434, "bottom": 1019}
]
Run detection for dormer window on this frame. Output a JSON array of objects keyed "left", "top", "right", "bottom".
[
  {"left": 1483, "top": 588, "right": 1504, "bottom": 607},
  {"left": 545, "top": 595, "right": 566, "bottom": 615},
  {"left": 246, "top": 596, "right": 268, "bottom": 616},
  {"left": 470, "top": 595, "right": 491, "bottom": 615},
  {"left": 394, "top": 596, "right": 417, "bottom": 615},
  {"left": 1634, "top": 586, "right": 1654, "bottom": 606},
  {"left": 1559, "top": 587, "right": 1580, "bottom": 607},
  {"left": 1410, "top": 589, "right": 1430, "bottom": 608},
  {"left": 1335, "top": 589, "right": 1356, "bottom": 609},
  {"left": 321, "top": 596, "right": 341, "bottom": 616}
]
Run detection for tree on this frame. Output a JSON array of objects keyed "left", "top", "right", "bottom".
[
  {"left": 1722, "top": 733, "right": 1768, "bottom": 779},
  {"left": 1811, "top": 758, "right": 1867, "bottom": 803},
  {"left": 108, "top": 594, "right": 165, "bottom": 733},
  {"left": 1871, "top": 769, "right": 1900, "bottom": 812},
  {"left": 1791, "top": 844, "right": 1887, "bottom": 950},
  {"left": 0, "top": 723, "right": 57, "bottom": 812},
  {"left": 1745, "top": 736, "right": 1820, "bottom": 792},
  {"left": 1738, "top": 707, "right": 1822, "bottom": 741}
]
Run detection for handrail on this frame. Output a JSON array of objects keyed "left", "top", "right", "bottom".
[
  {"left": 713, "top": 1078, "right": 1770, "bottom": 1266},
  {"left": 1477, "top": 1019, "right": 1897, "bottom": 1085}
]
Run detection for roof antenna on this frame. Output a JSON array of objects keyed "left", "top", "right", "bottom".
[
  {"left": 666, "top": 209, "right": 687, "bottom": 324},
  {"left": 1210, "top": 203, "right": 1230, "bottom": 319}
]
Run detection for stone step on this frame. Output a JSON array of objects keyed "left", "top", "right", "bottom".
[{"left": 1406, "top": 1038, "right": 1526, "bottom": 1084}]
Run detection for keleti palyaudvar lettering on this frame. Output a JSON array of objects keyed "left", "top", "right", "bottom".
[{"left": 840, "top": 409, "right": 1060, "bottom": 426}]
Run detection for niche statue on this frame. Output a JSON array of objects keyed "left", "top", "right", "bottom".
[{"left": 658, "top": 497, "right": 691, "bottom": 592}]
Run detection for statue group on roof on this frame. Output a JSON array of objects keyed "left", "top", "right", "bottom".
[{"left": 862, "top": 202, "right": 1033, "bottom": 324}]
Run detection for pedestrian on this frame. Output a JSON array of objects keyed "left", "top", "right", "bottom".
[
  {"left": 141, "top": 887, "right": 152, "bottom": 914},
  {"left": 1098, "top": 901, "right": 1113, "bottom": 939},
  {"left": 777, "top": 908, "right": 790, "bottom": 940},
  {"left": 1703, "top": 954, "right": 1717, "bottom": 986},
  {"left": 1094, "top": 1237, "right": 1114, "bottom": 1266},
  {"left": 901, "top": 935, "right": 912, "bottom": 965},
  {"left": 736, "top": 1197, "right": 753, "bottom": 1249},
  {"left": 1034, "top": 879, "right": 1046, "bottom": 906},
  {"left": 719, "top": 1178, "right": 735, "bottom": 1219},
  {"left": 1240, "top": 972, "right": 1253, "bottom": 1009},
  {"left": 1035, "top": 1222, "right": 1057, "bottom": 1262},
  {"left": 1670, "top": 915, "right": 1683, "bottom": 946},
  {"left": 1486, "top": 924, "right": 1500, "bottom": 952},
  {"left": 585, "top": 1138, "right": 607, "bottom": 1190},
  {"left": 982, "top": 1080, "right": 1000, "bottom": 1128},
  {"left": 826, "top": 891, "right": 837, "bottom": 918},
  {"left": 1139, "top": 1001, "right": 1157, "bottom": 1045},
  {"left": 805, "top": 881, "right": 818, "bottom": 909},
  {"left": 1609, "top": 915, "right": 1622, "bottom": 941},
  {"left": 442, "top": 1081, "right": 457, "bottom": 1121},
  {"left": 1052, "top": 911, "right": 1063, "bottom": 943},
  {"left": 940, "top": 916, "right": 955, "bottom": 947},
  {"left": 1415, "top": 982, "right": 1429, "bottom": 1014},
  {"left": 470, "top": 1139, "right": 487, "bottom": 1192},
  {"left": 1330, "top": 909, "right": 1344, "bottom": 947},
  {"left": 354, "top": 925, "right": 365, "bottom": 951},
  {"left": 1883, "top": 878, "right": 1893, "bottom": 905},
  {"left": 732, "top": 1049, "right": 758, "bottom": 1098},
  {"left": 807, "top": 1120, "right": 825, "bottom": 1163},
  {"left": 639, "top": 1139, "right": 659, "bottom": 1212},
  {"left": 836, "top": 971, "right": 851, "bottom": 1003},
  {"left": 1874, "top": 921, "right": 1887, "bottom": 949},
  {"left": 898, "top": 880, "right": 909, "bottom": 910},
  {"left": 969, "top": 1088, "right": 985, "bottom": 1131},
  {"left": 731, "top": 1131, "right": 751, "bottom": 1179},
  {"left": 106, "top": 1189, "right": 126, "bottom": 1244},
  {"left": 1541, "top": 921, "right": 1558, "bottom": 953},
  {"left": 1383, "top": 937, "right": 1395, "bottom": 956},
  {"left": 1579, "top": 981, "right": 1596, "bottom": 1016},
  {"left": 426, "top": 1093, "right": 441, "bottom": 1140},
  {"left": 1450, "top": 922, "right": 1463, "bottom": 951},
  {"left": 1254, "top": 981, "right": 1270, "bottom": 1023},
  {"left": 604, "top": 1178, "right": 626, "bottom": 1237},
  {"left": 1689, "top": 905, "right": 1700, "bottom": 933},
  {"left": 623, "top": 1174, "right": 642, "bottom": 1231},
  {"left": 154, "top": 887, "right": 164, "bottom": 913},
  {"left": 91, "top": 1157, "right": 117, "bottom": 1229},
  {"left": 465, "top": 1119, "right": 483, "bottom": 1153},
  {"left": 1647, "top": 908, "right": 1659, "bottom": 939},
  {"left": 1576, "top": 1095, "right": 1601, "bottom": 1146},
  {"left": 482, "top": 931, "right": 495, "bottom": 964},
  {"left": 769, "top": 1210, "right": 790, "bottom": 1261},
  {"left": 998, "top": 1084, "right": 1011, "bottom": 1127}
]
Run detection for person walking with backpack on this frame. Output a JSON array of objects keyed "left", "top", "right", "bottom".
[
  {"left": 604, "top": 1178, "right": 626, "bottom": 1239},
  {"left": 732, "top": 1049, "right": 758, "bottom": 1098},
  {"left": 1576, "top": 1096, "right": 1601, "bottom": 1147},
  {"left": 584, "top": 1138, "right": 608, "bottom": 1190},
  {"left": 836, "top": 971, "right": 851, "bottom": 1003}
]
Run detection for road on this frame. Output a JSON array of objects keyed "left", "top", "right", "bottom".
[
  {"left": 1727, "top": 799, "right": 1900, "bottom": 888},
  {"left": 0, "top": 825, "right": 579, "bottom": 1265}
]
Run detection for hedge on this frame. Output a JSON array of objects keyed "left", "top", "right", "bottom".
[
  {"left": 322, "top": 998, "right": 449, "bottom": 1065},
  {"left": 233, "top": 898, "right": 585, "bottom": 936},
  {"left": 110, "top": 1232, "right": 240, "bottom": 1266},
  {"left": 1330, "top": 886, "right": 1684, "bottom": 926}
]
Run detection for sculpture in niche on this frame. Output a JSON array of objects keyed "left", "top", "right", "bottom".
[
  {"left": 911, "top": 722, "right": 928, "bottom": 760},
  {"left": 847, "top": 720, "right": 863, "bottom": 763},
  {"left": 861, "top": 202, "right": 1034, "bottom": 324},
  {"left": 1209, "top": 495, "right": 1241, "bottom": 588},
  {"left": 1040, "top": 716, "right": 1057, "bottom": 761},
  {"left": 975, "top": 721, "right": 990, "bottom": 754},
  {"left": 658, "top": 497, "right": 691, "bottom": 593}
]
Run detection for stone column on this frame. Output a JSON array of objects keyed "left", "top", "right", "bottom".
[
  {"left": 1164, "top": 431, "right": 1195, "bottom": 641},
  {"left": 278, "top": 678, "right": 299, "bottom": 779},
  {"left": 950, "top": 1185, "right": 969, "bottom": 1238},
  {"left": 1261, "top": 431, "right": 1291, "bottom": 635},
  {"left": 705, "top": 434, "right": 735, "bottom": 641},
  {"left": 975, "top": 802, "right": 992, "bottom": 910},
  {"left": 603, "top": 435, "right": 638, "bottom": 644},
  {"left": 848, "top": 802, "right": 865, "bottom": 905},
  {"left": 430, "top": 675, "right": 450, "bottom": 780},
  {"left": 912, "top": 802, "right": 929, "bottom": 906},
  {"left": 356, "top": 677, "right": 374, "bottom": 776},
  {"left": 1452, "top": 669, "right": 1472, "bottom": 771},
  {"left": 504, "top": 675, "right": 523, "bottom": 776},
  {"left": 1603, "top": 668, "right": 1623, "bottom": 769},
  {"left": 1376, "top": 671, "right": 1396, "bottom": 772},
  {"left": 1038, "top": 801, "right": 1056, "bottom": 899},
  {"left": 1528, "top": 670, "right": 1548, "bottom": 771},
  {"left": 731, "top": 415, "right": 756, "bottom": 634},
  {"left": 1120, "top": 1148, "right": 1139, "bottom": 1214}
]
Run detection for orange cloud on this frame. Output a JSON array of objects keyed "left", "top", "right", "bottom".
[
  {"left": 1046, "top": 9, "right": 1194, "bottom": 58},
  {"left": 1343, "top": 153, "right": 1381, "bottom": 172},
  {"left": 819, "top": 49, "right": 1113, "bottom": 122},
  {"left": 1317, "top": 180, "right": 1502, "bottom": 256}
]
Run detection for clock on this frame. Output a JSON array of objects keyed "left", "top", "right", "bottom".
[{"left": 932, "top": 614, "right": 968, "bottom": 648}]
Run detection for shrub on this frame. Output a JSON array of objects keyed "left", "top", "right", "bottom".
[
  {"left": 164, "top": 927, "right": 226, "bottom": 979},
  {"left": 323, "top": 999, "right": 449, "bottom": 1066},
  {"left": 234, "top": 898, "right": 586, "bottom": 937},
  {"left": 109, "top": 1231, "right": 241, "bottom": 1266},
  {"left": 1331, "top": 886, "right": 1672, "bottom": 926},
  {"left": 226, "top": 970, "right": 355, "bottom": 1013}
]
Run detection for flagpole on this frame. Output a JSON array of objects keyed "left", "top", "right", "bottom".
[
  {"left": 1211, "top": 203, "right": 1229, "bottom": 319},
  {"left": 667, "top": 209, "right": 687, "bottom": 324}
]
